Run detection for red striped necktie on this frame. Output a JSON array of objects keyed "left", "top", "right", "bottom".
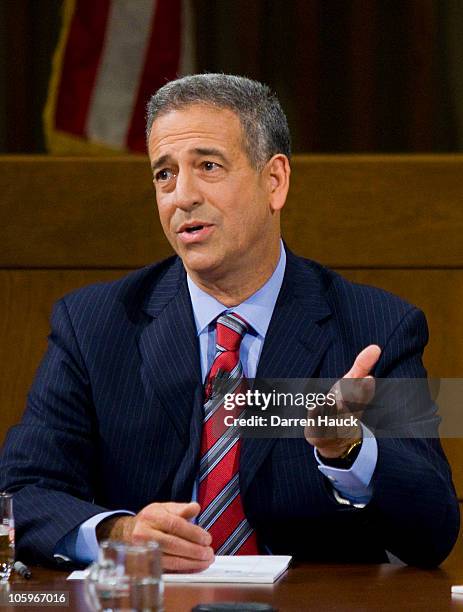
[{"left": 197, "top": 312, "right": 259, "bottom": 555}]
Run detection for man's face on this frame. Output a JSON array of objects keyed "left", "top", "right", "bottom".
[{"left": 148, "top": 104, "right": 280, "bottom": 284}]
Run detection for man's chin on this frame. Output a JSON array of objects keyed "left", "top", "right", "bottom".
[{"left": 181, "top": 252, "right": 224, "bottom": 279}]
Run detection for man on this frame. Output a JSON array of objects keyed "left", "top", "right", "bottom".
[{"left": 0, "top": 74, "right": 459, "bottom": 569}]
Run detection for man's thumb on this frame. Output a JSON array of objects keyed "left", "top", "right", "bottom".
[
  {"left": 165, "top": 501, "right": 201, "bottom": 519},
  {"left": 345, "top": 344, "right": 381, "bottom": 379}
]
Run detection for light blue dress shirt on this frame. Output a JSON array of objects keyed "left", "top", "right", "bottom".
[{"left": 56, "top": 241, "right": 377, "bottom": 563}]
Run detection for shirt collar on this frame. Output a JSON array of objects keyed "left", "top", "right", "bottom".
[{"left": 187, "top": 240, "right": 286, "bottom": 339}]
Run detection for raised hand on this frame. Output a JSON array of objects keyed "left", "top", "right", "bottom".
[{"left": 304, "top": 345, "right": 381, "bottom": 459}]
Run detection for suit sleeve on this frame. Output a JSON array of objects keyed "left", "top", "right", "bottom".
[
  {"left": 0, "top": 298, "right": 110, "bottom": 565},
  {"left": 367, "top": 306, "right": 459, "bottom": 567}
]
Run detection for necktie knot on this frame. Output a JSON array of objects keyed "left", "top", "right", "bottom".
[
  {"left": 216, "top": 312, "right": 248, "bottom": 353},
  {"left": 204, "top": 312, "right": 248, "bottom": 400}
]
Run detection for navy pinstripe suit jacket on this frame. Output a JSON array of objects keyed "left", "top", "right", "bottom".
[{"left": 0, "top": 249, "right": 459, "bottom": 567}]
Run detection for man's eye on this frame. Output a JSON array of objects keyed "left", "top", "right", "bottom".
[
  {"left": 155, "top": 169, "right": 174, "bottom": 182},
  {"left": 203, "top": 161, "right": 219, "bottom": 171}
]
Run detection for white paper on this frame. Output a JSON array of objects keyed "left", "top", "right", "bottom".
[
  {"left": 164, "top": 555, "right": 291, "bottom": 583},
  {"left": 68, "top": 555, "right": 292, "bottom": 584}
]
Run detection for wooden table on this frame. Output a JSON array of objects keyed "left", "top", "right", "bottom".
[{"left": 2, "top": 558, "right": 463, "bottom": 612}]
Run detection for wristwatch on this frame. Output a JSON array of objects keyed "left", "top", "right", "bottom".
[{"left": 318, "top": 438, "right": 362, "bottom": 469}]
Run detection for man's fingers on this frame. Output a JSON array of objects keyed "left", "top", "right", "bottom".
[
  {"left": 157, "top": 532, "right": 214, "bottom": 562},
  {"left": 140, "top": 503, "right": 211, "bottom": 546},
  {"left": 162, "top": 553, "right": 214, "bottom": 573},
  {"left": 344, "top": 344, "right": 381, "bottom": 379},
  {"left": 133, "top": 522, "right": 214, "bottom": 562},
  {"left": 336, "top": 375, "right": 375, "bottom": 408}
]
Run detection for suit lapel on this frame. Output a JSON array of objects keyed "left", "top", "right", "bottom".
[
  {"left": 138, "top": 258, "right": 202, "bottom": 445},
  {"left": 241, "top": 251, "right": 333, "bottom": 496}
]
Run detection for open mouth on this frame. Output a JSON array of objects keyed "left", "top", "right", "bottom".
[
  {"left": 177, "top": 222, "right": 212, "bottom": 234},
  {"left": 177, "top": 222, "right": 214, "bottom": 243}
]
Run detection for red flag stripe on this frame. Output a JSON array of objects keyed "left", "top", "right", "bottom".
[
  {"left": 126, "top": 0, "right": 182, "bottom": 151},
  {"left": 55, "top": 0, "right": 111, "bottom": 136}
]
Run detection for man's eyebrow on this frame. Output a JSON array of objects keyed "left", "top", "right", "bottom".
[
  {"left": 151, "top": 148, "right": 228, "bottom": 172},
  {"left": 151, "top": 154, "right": 171, "bottom": 172},
  {"left": 193, "top": 147, "right": 228, "bottom": 163}
]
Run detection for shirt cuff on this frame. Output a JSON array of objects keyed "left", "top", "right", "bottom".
[
  {"left": 315, "top": 423, "right": 377, "bottom": 505},
  {"left": 54, "top": 510, "right": 135, "bottom": 565}
]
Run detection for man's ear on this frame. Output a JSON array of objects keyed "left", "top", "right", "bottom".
[{"left": 265, "top": 154, "right": 291, "bottom": 212}]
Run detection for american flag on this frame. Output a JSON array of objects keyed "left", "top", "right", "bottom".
[{"left": 44, "top": 0, "right": 195, "bottom": 154}]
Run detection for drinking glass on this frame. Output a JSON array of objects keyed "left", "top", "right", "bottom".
[
  {"left": 0, "top": 493, "right": 14, "bottom": 582},
  {"left": 84, "top": 540, "right": 163, "bottom": 611}
]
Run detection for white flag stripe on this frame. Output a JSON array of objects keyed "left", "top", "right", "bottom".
[
  {"left": 86, "top": 0, "right": 157, "bottom": 147},
  {"left": 179, "top": 0, "right": 195, "bottom": 76}
]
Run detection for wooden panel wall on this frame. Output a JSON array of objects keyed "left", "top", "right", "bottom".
[
  {"left": 287, "top": 155, "right": 463, "bottom": 268},
  {"left": 1, "top": 155, "right": 462, "bottom": 496}
]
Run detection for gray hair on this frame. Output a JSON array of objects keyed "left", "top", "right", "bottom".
[{"left": 145, "top": 74, "right": 291, "bottom": 169}]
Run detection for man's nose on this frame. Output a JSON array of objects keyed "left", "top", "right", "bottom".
[{"left": 173, "top": 170, "right": 202, "bottom": 211}]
